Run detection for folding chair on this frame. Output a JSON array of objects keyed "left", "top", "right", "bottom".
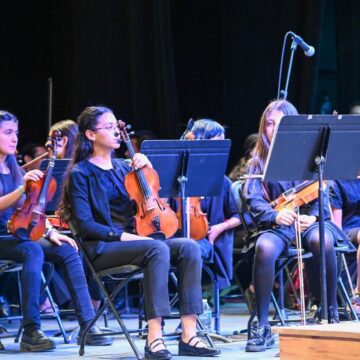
[
  {"left": 231, "top": 180, "right": 257, "bottom": 312},
  {"left": 334, "top": 245, "right": 358, "bottom": 321},
  {"left": 0, "top": 235, "right": 69, "bottom": 347},
  {"left": 67, "top": 220, "right": 144, "bottom": 359},
  {"left": 230, "top": 181, "right": 314, "bottom": 335}
]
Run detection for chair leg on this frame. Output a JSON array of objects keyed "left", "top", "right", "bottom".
[
  {"left": 14, "top": 271, "right": 22, "bottom": 343},
  {"left": 338, "top": 277, "right": 358, "bottom": 320},
  {"left": 41, "top": 272, "right": 69, "bottom": 343},
  {"left": 276, "top": 259, "right": 288, "bottom": 321},
  {"left": 78, "top": 275, "right": 143, "bottom": 360},
  {"left": 202, "top": 265, "right": 221, "bottom": 334},
  {"left": 14, "top": 271, "right": 69, "bottom": 344}
]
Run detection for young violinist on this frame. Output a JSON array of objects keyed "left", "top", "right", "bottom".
[
  {"left": 0, "top": 110, "right": 112, "bottom": 351},
  {"left": 184, "top": 119, "right": 241, "bottom": 291},
  {"left": 39, "top": 119, "right": 79, "bottom": 313},
  {"left": 330, "top": 179, "right": 360, "bottom": 314},
  {"left": 61, "top": 106, "right": 219, "bottom": 360},
  {"left": 244, "top": 100, "right": 349, "bottom": 352},
  {"left": 45, "top": 119, "right": 78, "bottom": 159}
]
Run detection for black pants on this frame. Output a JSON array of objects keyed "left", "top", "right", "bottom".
[
  {"left": 0, "top": 238, "right": 95, "bottom": 329},
  {"left": 89, "top": 238, "right": 203, "bottom": 320}
]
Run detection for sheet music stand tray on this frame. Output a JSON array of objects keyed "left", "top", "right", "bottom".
[
  {"left": 141, "top": 139, "right": 231, "bottom": 237},
  {"left": 264, "top": 114, "right": 360, "bottom": 322}
]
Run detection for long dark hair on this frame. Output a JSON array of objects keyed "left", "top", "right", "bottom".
[
  {"left": 59, "top": 106, "right": 113, "bottom": 219},
  {"left": 0, "top": 111, "right": 24, "bottom": 196},
  {"left": 247, "top": 100, "right": 298, "bottom": 175},
  {"left": 245, "top": 100, "right": 298, "bottom": 196},
  {"left": 49, "top": 119, "right": 78, "bottom": 158}
]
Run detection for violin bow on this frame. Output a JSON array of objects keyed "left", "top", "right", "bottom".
[{"left": 294, "top": 207, "right": 306, "bottom": 325}]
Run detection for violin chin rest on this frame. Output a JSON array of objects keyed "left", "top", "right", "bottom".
[{"left": 148, "top": 232, "right": 166, "bottom": 241}]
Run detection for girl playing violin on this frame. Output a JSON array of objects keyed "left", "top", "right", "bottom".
[
  {"left": 45, "top": 119, "right": 78, "bottom": 159},
  {"left": 244, "top": 100, "right": 349, "bottom": 352},
  {"left": 61, "top": 106, "right": 219, "bottom": 360},
  {"left": 184, "top": 119, "right": 241, "bottom": 291},
  {"left": 0, "top": 111, "right": 111, "bottom": 351}
]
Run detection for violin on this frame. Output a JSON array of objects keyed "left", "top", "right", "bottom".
[
  {"left": 8, "top": 131, "right": 61, "bottom": 241},
  {"left": 176, "top": 126, "right": 209, "bottom": 240},
  {"left": 175, "top": 197, "right": 209, "bottom": 240},
  {"left": 119, "top": 121, "right": 178, "bottom": 239},
  {"left": 270, "top": 180, "right": 326, "bottom": 211}
]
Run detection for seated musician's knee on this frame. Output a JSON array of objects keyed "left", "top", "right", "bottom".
[
  {"left": 148, "top": 240, "right": 170, "bottom": 264},
  {"left": 21, "top": 242, "right": 44, "bottom": 264},
  {"left": 177, "top": 238, "right": 201, "bottom": 261}
]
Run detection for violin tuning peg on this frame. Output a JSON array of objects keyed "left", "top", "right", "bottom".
[{"left": 126, "top": 124, "right": 132, "bottom": 130}]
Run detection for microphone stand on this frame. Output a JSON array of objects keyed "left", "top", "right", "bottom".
[{"left": 278, "top": 32, "right": 299, "bottom": 100}]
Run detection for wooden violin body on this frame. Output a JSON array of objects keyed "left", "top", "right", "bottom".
[
  {"left": 8, "top": 178, "right": 57, "bottom": 240},
  {"left": 119, "top": 121, "right": 178, "bottom": 239},
  {"left": 175, "top": 197, "right": 209, "bottom": 240},
  {"left": 271, "top": 180, "right": 325, "bottom": 211},
  {"left": 8, "top": 131, "right": 61, "bottom": 241},
  {"left": 124, "top": 167, "right": 178, "bottom": 239}
]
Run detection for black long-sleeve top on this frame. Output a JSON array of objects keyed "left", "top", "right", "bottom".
[
  {"left": 245, "top": 179, "right": 331, "bottom": 243},
  {"left": 68, "top": 159, "right": 136, "bottom": 248}
]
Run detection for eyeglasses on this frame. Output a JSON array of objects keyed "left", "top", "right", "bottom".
[{"left": 93, "top": 124, "right": 120, "bottom": 132}]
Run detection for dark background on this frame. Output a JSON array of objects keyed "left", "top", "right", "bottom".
[{"left": 0, "top": 0, "right": 359, "bottom": 169}]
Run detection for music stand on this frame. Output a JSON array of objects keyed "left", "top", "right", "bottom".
[
  {"left": 141, "top": 140, "right": 231, "bottom": 237},
  {"left": 264, "top": 114, "right": 360, "bottom": 322},
  {"left": 40, "top": 159, "right": 70, "bottom": 213}
]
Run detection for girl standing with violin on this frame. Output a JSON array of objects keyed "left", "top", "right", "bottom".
[
  {"left": 61, "top": 106, "right": 219, "bottom": 360},
  {"left": 184, "top": 119, "right": 241, "bottom": 290},
  {"left": 0, "top": 111, "right": 111, "bottom": 351},
  {"left": 244, "top": 100, "right": 349, "bottom": 352}
]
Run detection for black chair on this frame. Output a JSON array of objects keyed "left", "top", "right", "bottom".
[
  {"left": 67, "top": 220, "right": 146, "bottom": 359},
  {"left": 0, "top": 235, "right": 69, "bottom": 348},
  {"left": 230, "top": 181, "right": 314, "bottom": 334},
  {"left": 231, "top": 180, "right": 258, "bottom": 312},
  {"left": 334, "top": 246, "right": 358, "bottom": 321}
]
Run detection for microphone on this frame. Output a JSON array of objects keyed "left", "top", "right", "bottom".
[
  {"left": 180, "top": 118, "right": 194, "bottom": 140},
  {"left": 290, "top": 32, "right": 315, "bottom": 57}
]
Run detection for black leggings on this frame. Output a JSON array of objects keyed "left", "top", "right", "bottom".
[{"left": 253, "top": 226, "right": 337, "bottom": 325}]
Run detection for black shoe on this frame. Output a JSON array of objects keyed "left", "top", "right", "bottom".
[
  {"left": 144, "top": 338, "right": 172, "bottom": 360},
  {"left": 328, "top": 306, "right": 339, "bottom": 324},
  {"left": 245, "top": 324, "right": 275, "bottom": 352},
  {"left": 77, "top": 325, "right": 113, "bottom": 346},
  {"left": 20, "top": 330, "right": 56, "bottom": 352},
  {"left": 314, "top": 306, "right": 340, "bottom": 324},
  {"left": 0, "top": 339, "right": 4, "bottom": 351},
  {"left": 178, "top": 336, "right": 220, "bottom": 357}
]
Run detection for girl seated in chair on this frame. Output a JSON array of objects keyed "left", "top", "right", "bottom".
[
  {"left": 61, "top": 106, "right": 219, "bottom": 360},
  {"left": 243, "top": 100, "right": 349, "bottom": 352},
  {"left": 0, "top": 111, "right": 111, "bottom": 352}
]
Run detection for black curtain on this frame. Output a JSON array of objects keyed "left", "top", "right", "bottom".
[
  {"left": 335, "top": 0, "right": 360, "bottom": 112},
  {"left": 0, "top": 0, "right": 325, "bottom": 168}
]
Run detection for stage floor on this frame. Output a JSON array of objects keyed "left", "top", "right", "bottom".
[{"left": 0, "top": 302, "right": 280, "bottom": 359}]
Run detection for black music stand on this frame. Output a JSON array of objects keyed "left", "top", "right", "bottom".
[
  {"left": 141, "top": 140, "right": 231, "bottom": 237},
  {"left": 264, "top": 114, "right": 360, "bottom": 322},
  {"left": 40, "top": 159, "right": 70, "bottom": 213}
]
